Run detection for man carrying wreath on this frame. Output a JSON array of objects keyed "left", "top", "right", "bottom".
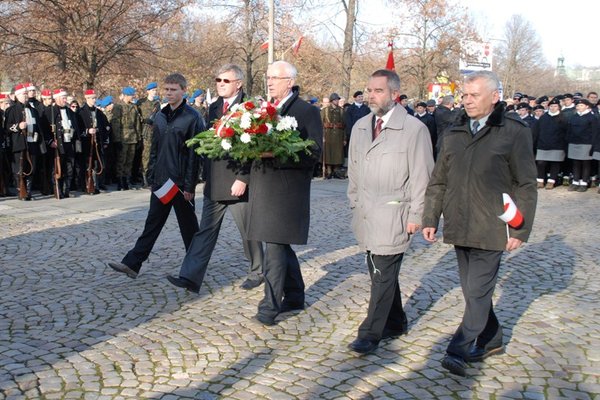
[
  {"left": 167, "top": 63, "right": 265, "bottom": 293},
  {"left": 247, "top": 61, "right": 323, "bottom": 326}
]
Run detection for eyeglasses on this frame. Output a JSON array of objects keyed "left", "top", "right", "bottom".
[
  {"left": 266, "top": 76, "right": 291, "bottom": 81},
  {"left": 215, "top": 78, "right": 240, "bottom": 84}
]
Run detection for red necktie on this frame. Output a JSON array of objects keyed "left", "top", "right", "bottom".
[
  {"left": 274, "top": 99, "right": 280, "bottom": 107},
  {"left": 373, "top": 118, "right": 383, "bottom": 140},
  {"left": 222, "top": 101, "right": 229, "bottom": 114}
]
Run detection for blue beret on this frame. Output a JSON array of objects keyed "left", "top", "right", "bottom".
[
  {"left": 102, "top": 96, "right": 114, "bottom": 107},
  {"left": 95, "top": 98, "right": 103, "bottom": 107},
  {"left": 146, "top": 82, "right": 158, "bottom": 90},
  {"left": 192, "top": 89, "right": 204, "bottom": 98},
  {"left": 122, "top": 86, "right": 136, "bottom": 96}
]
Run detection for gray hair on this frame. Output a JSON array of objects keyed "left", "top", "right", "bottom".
[
  {"left": 464, "top": 71, "right": 500, "bottom": 92},
  {"left": 271, "top": 60, "right": 298, "bottom": 79},
  {"left": 370, "top": 69, "right": 401, "bottom": 92},
  {"left": 441, "top": 95, "right": 454, "bottom": 105},
  {"left": 217, "top": 63, "right": 245, "bottom": 81}
]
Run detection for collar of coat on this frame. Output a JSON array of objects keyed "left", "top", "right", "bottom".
[
  {"left": 454, "top": 101, "right": 526, "bottom": 131},
  {"left": 373, "top": 104, "right": 409, "bottom": 131}
]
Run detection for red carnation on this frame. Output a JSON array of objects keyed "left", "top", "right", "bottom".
[
  {"left": 219, "top": 126, "right": 235, "bottom": 138},
  {"left": 257, "top": 124, "right": 269, "bottom": 134},
  {"left": 265, "top": 103, "right": 277, "bottom": 118},
  {"left": 244, "top": 101, "right": 255, "bottom": 111}
]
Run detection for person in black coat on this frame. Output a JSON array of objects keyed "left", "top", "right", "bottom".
[
  {"left": 167, "top": 63, "right": 264, "bottom": 294},
  {"left": 344, "top": 91, "right": 370, "bottom": 158},
  {"left": 108, "top": 73, "right": 203, "bottom": 279},
  {"left": 248, "top": 61, "right": 323, "bottom": 326},
  {"left": 43, "top": 89, "right": 83, "bottom": 198},
  {"left": 4, "top": 83, "right": 47, "bottom": 200},
  {"left": 78, "top": 89, "right": 111, "bottom": 193},
  {"left": 415, "top": 101, "right": 437, "bottom": 158},
  {"left": 565, "top": 98, "right": 598, "bottom": 192},
  {"left": 532, "top": 98, "right": 567, "bottom": 189},
  {"left": 434, "top": 95, "right": 456, "bottom": 155}
]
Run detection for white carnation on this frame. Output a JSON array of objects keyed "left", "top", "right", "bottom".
[
  {"left": 240, "top": 112, "right": 252, "bottom": 129},
  {"left": 221, "top": 139, "right": 232, "bottom": 150},
  {"left": 265, "top": 123, "right": 273, "bottom": 133},
  {"left": 229, "top": 103, "right": 240, "bottom": 112},
  {"left": 240, "top": 132, "right": 252, "bottom": 143},
  {"left": 276, "top": 116, "right": 298, "bottom": 131}
]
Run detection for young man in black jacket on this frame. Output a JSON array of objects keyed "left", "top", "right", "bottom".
[{"left": 108, "top": 73, "right": 204, "bottom": 279}]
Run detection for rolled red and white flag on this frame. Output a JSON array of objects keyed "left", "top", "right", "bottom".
[
  {"left": 154, "top": 178, "right": 179, "bottom": 205},
  {"left": 498, "top": 193, "right": 524, "bottom": 229}
]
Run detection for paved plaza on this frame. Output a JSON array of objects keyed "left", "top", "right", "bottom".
[{"left": 0, "top": 180, "right": 599, "bottom": 399}]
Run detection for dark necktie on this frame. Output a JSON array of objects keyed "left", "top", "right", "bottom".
[
  {"left": 222, "top": 101, "right": 229, "bottom": 115},
  {"left": 472, "top": 120, "right": 480, "bottom": 135},
  {"left": 373, "top": 118, "right": 383, "bottom": 140}
]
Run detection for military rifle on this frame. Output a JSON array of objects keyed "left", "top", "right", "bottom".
[
  {"left": 86, "top": 110, "right": 104, "bottom": 194},
  {"left": 18, "top": 109, "right": 33, "bottom": 199},
  {"left": 51, "top": 105, "right": 62, "bottom": 199}
]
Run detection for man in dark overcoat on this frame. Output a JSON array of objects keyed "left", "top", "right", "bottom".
[
  {"left": 422, "top": 71, "right": 537, "bottom": 377},
  {"left": 247, "top": 60, "right": 323, "bottom": 326}
]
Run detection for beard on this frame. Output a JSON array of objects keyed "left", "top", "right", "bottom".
[{"left": 369, "top": 100, "right": 395, "bottom": 116}]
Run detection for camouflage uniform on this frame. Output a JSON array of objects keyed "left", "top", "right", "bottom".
[
  {"left": 117, "top": 101, "right": 142, "bottom": 188},
  {"left": 105, "top": 103, "right": 123, "bottom": 187},
  {"left": 137, "top": 97, "right": 160, "bottom": 186}
]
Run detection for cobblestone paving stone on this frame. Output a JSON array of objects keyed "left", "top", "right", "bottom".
[{"left": 0, "top": 181, "right": 599, "bottom": 399}]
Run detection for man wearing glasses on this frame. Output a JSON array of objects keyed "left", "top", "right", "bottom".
[
  {"left": 247, "top": 60, "right": 323, "bottom": 326},
  {"left": 167, "top": 63, "right": 264, "bottom": 294}
]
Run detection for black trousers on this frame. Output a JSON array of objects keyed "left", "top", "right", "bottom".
[
  {"left": 447, "top": 246, "right": 503, "bottom": 359},
  {"left": 357, "top": 252, "right": 406, "bottom": 342},
  {"left": 179, "top": 196, "right": 263, "bottom": 287},
  {"left": 258, "top": 243, "right": 304, "bottom": 320},
  {"left": 571, "top": 159, "right": 591, "bottom": 182},
  {"left": 122, "top": 191, "right": 199, "bottom": 272}
]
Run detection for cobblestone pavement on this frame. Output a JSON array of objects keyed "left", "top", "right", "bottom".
[{"left": 1, "top": 180, "right": 599, "bottom": 400}]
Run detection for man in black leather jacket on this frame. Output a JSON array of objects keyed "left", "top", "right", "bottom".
[{"left": 108, "top": 73, "right": 204, "bottom": 279}]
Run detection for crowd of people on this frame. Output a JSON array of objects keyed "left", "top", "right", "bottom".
[
  {"left": 0, "top": 63, "right": 592, "bottom": 380},
  {"left": 0, "top": 82, "right": 210, "bottom": 200}
]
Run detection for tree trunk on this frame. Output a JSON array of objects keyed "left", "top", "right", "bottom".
[{"left": 341, "top": 0, "right": 356, "bottom": 100}]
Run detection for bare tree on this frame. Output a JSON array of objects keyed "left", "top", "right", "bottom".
[
  {"left": 0, "top": 0, "right": 188, "bottom": 90},
  {"left": 340, "top": 0, "right": 357, "bottom": 100},
  {"left": 389, "top": 0, "right": 479, "bottom": 99},
  {"left": 494, "top": 14, "right": 548, "bottom": 97}
]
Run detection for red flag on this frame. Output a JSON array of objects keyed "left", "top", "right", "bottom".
[
  {"left": 386, "top": 42, "right": 395, "bottom": 71},
  {"left": 292, "top": 36, "right": 304, "bottom": 55},
  {"left": 154, "top": 178, "right": 179, "bottom": 205},
  {"left": 498, "top": 193, "right": 524, "bottom": 229},
  {"left": 260, "top": 40, "right": 269, "bottom": 51}
]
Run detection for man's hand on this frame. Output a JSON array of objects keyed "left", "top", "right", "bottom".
[
  {"left": 422, "top": 227, "right": 437, "bottom": 242},
  {"left": 506, "top": 237, "right": 522, "bottom": 252},
  {"left": 407, "top": 223, "right": 420, "bottom": 235},
  {"left": 231, "top": 180, "right": 247, "bottom": 197},
  {"left": 88, "top": 128, "right": 97, "bottom": 135},
  {"left": 183, "top": 191, "right": 195, "bottom": 202},
  {"left": 19, "top": 121, "right": 27, "bottom": 130}
]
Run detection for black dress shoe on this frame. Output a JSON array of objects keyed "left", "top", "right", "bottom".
[
  {"left": 381, "top": 327, "right": 407, "bottom": 339},
  {"left": 253, "top": 314, "right": 276, "bottom": 326},
  {"left": 240, "top": 277, "right": 264, "bottom": 290},
  {"left": 280, "top": 301, "right": 305, "bottom": 312},
  {"left": 441, "top": 354, "right": 467, "bottom": 377},
  {"left": 107, "top": 262, "right": 138, "bottom": 279},
  {"left": 467, "top": 344, "right": 504, "bottom": 362},
  {"left": 348, "top": 338, "right": 379, "bottom": 354},
  {"left": 166, "top": 275, "right": 200, "bottom": 294}
]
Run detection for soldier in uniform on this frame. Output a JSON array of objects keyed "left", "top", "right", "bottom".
[
  {"left": 137, "top": 82, "right": 161, "bottom": 188},
  {"left": 101, "top": 96, "right": 121, "bottom": 188},
  {"left": 191, "top": 89, "right": 209, "bottom": 122},
  {"left": 43, "top": 88, "right": 82, "bottom": 198},
  {"left": 0, "top": 94, "right": 14, "bottom": 196},
  {"left": 117, "top": 86, "right": 142, "bottom": 190},
  {"left": 415, "top": 101, "right": 437, "bottom": 158},
  {"left": 321, "top": 93, "right": 345, "bottom": 179},
  {"left": 344, "top": 91, "right": 370, "bottom": 158},
  {"left": 4, "top": 83, "right": 46, "bottom": 200},
  {"left": 79, "top": 89, "right": 111, "bottom": 194},
  {"left": 561, "top": 93, "right": 576, "bottom": 120}
]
